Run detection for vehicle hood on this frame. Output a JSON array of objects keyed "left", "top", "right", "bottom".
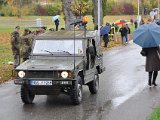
[{"left": 16, "top": 57, "right": 83, "bottom": 71}]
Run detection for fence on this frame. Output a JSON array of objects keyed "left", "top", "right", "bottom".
[{"left": 0, "top": 18, "right": 47, "bottom": 28}]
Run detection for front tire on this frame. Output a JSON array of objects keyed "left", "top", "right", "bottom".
[
  {"left": 70, "top": 76, "right": 83, "bottom": 105},
  {"left": 88, "top": 74, "right": 99, "bottom": 94},
  {"left": 21, "top": 85, "right": 35, "bottom": 104}
]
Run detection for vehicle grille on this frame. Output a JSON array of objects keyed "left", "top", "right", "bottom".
[{"left": 27, "top": 71, "right": 53, "bottom": 78}]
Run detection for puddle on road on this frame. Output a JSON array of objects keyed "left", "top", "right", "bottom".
[{"left": 112, "top": 83, "right": 146, "bottom": 108}]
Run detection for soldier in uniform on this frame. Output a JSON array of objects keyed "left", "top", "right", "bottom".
[
  {"left": 20, "top": 28, "right": 33, "bottom": 62},
  {"left": 11, "top": 26, "right": 20, "bottom": 68}
]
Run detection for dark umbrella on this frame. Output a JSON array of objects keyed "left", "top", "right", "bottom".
[{"left": 100, "top": 26, "right": 110, "bottom": 36}]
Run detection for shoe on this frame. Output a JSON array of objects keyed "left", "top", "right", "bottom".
[
  {"left": 152, "top": 83, "right": 157, "bottom": 86},
  {"left": 148, "top": 79, "right": 152, "bottom": 86},
  {"left": 148, "top": 82, "right": 152, "bottom": 86}
]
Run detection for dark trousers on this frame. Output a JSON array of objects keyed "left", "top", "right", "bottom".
[
  {"left": 56, "top": 25, "right": 59, "bottom": 31},
  {"left": 121, "top": 35, "right": 127, "bottom": 44},
  {"left": 148, "top": 71, "right": 158, "bottom": 84},
  {"left": 12, "top": 49, "right": 20, "bottom": 69},
  {"left": 103, "top": 34, "right": 109, "bottom": 47}
]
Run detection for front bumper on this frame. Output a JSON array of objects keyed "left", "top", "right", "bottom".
[{"left": 14, "top": 79, "right": 73, "bottom": 86}]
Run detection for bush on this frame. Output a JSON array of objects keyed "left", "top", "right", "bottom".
[
  {"left": 27, "top": 5, "right": 37, "bottom": 16},
  {"left": 45, "top": 2, "right": 62, "bottom": 16},
  {"left": 107, "top": 1, "right": 134, "bottom": 15},
  {"left": 35, "top": 5, "right": 48, "bottom": 16},
  {"left": 0, "top": 4, "right": 29, "bottom": 17},
  {"left": 46, "top": 5, "right": 55, "bottom": 16},
  {"left": 21, "top": 6, "right": 30, "bottom": 16},
  {"left": 0, "top": 5, "right": 13, "bottom": 16},
  {"left": 0, "top": 13, "right": 5, "bottom": 16},
  {"left": 123, "top": 3, "right": 134, "bottom": 15}
]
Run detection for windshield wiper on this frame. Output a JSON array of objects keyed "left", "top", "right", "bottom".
[
  {"left": 41, "top": 50, "right": 54, "bottom": 55},
  {"left": 57, "top": 50, "right": 72, "bottom": 55}
]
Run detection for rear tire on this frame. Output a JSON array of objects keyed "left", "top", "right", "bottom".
[
  {"left": 21, "top": 85, "right": 35, "bottom": 104},
  {"left": 88, "top": 74, "right": 99, "bottom": 94},
  {"left": 70, "top": 76, "right": 83, "bottom": 105}
]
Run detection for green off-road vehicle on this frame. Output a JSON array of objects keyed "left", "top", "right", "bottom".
[{"left": 14, "top": 30, "right": 105, "bottom": 105}]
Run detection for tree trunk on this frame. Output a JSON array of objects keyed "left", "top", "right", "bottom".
[
  {"left": 62, "top": 0, "right": 76, "bottom": 30},
  {"left": 141, "top": 0, "right": 144, "bottom": 16},
  {"left": 92, "top": 0, "right": 103, "bottom": 29}
]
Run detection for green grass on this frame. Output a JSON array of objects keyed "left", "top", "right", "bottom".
[
  {"left": 0, "top": 44, "right": 13, "bottom": 63},
  {"left": 0, "top": 32, "right": 13, "bottom": 82},
  {"left": 0, "top": 15, "right": 143, "bottom": 32},
  {"left": 149, "top": 107, "right": 160, "bottom": 120}
]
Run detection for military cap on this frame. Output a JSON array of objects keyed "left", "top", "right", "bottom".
[{"left": 15, "top": 26, "right": 20, "bottom": 29}]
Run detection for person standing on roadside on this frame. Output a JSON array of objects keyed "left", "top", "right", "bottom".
[
  {"left": 141, "top": 47, "right": 160, "bottom": 86},
  {"left": 11, "top": 26, "right": 21, "bottom": 68},
  {"left": 114, "top": 24, "right": 119, "bottom": 42},
  {"left": 103, "top": 23, "right": 111, "bottom": 48},
  {"left": 20, "top": 28, "right": 33, "bottom": 62},
  {"left": 134, "top": 20, "right": 138, "bottom": 30},
  {"left": 130, "top": 17, "right": 134, "bottom": 25},
  {"left": 54, "top": 19, "right": 59, "bottom": 31},
  {"left": 119, "top": 24, "right": 128, "bottom": 45},
  {"left": 126, "top": 24, "right": 131, "bottom": 43}
]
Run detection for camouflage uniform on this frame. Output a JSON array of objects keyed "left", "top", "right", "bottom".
[
  {"left": 11, "top": 30, "right": 20, "bottom": 68},
  {"left": 20, "top": 33, "right": 33, "bottom": 62}
]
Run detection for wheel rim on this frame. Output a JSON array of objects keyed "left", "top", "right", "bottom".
[
  {"left": 95, "top": 75, "right": 99, "bottom": 90},
  {"left": 78, "top": 84, "right": 82, "bottom": 101}
]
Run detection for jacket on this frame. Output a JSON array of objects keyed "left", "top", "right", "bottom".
[
  {"left": 119, "top": 27, "right": 128, "bottom": 37},
  {"left": 143, "top": 47, "right": 160, "bottom": 72}
]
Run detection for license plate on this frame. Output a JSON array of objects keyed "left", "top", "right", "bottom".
[{"left": 30, "top": 80, "right": 52, "bottom": 86}]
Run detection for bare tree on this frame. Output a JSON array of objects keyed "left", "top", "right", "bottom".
[
  {"left": 92, "top": 0, "right": 103, "bottom": 29},
  {"left": 62, "top": 0, "right": 76, "bottom": 30}
]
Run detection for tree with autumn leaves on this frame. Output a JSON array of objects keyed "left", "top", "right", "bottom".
[{"left": 0, "top": 0, "right": 30, "bottom": 17}]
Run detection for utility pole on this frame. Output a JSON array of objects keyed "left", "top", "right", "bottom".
[
  {"left": 158, "top": 0, "right": 160, "bottom": 18},
  {"left": 98, "top": 0, "right": 101, "bottom": 41},
  {"left": 138, "top": 0, "right": 140, "bottom": 27}
]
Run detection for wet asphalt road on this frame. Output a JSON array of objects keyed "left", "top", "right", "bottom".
[{"left": 0, "top": 42, "right": 155, "bottom": 120}]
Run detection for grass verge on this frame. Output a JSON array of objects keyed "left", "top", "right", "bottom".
[
  {"left": 0, "top": 33, "right": 13, "bottom": 83},
  {"left": 149, "top": 107, "right": 160, "bottom": 120}
]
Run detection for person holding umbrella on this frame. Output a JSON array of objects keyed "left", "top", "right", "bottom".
[
  {"left": 100, "top": 23, "right": 111, "bottom": 48},
  {"left": 52, "top": 15, "right": 60, "bottom": 31},
  {"left": 133, "top": 23, "right": 160, "bottom": 86},
  {"left": 141, "top": 47, "right": 160, "bottom": 86}
]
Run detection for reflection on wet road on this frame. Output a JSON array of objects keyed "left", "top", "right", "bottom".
[{"left": 0, "top": 42, "right": 148, "bottom": 120}]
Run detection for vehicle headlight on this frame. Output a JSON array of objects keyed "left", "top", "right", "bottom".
[
  {"left": 61, "top": 71, "right": 68, "bottom": 79},
  {"left": 18, "top": 71, "right": 25, "bottom": 78}
]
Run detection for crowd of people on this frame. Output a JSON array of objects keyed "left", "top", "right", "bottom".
[
  {"left": 101, "top": 22, "right": 131, "bottom": 48},
  {"left": 101, "top": 15, "right": 160, "bottom": 49}
]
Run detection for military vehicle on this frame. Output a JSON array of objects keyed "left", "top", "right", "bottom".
[{"left": 14, "top": 30, "right": 105, "bottom": 105}]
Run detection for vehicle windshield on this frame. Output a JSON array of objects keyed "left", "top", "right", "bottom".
[{"left": 32, "top": 39, "right": 83, "bottom": 55}]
